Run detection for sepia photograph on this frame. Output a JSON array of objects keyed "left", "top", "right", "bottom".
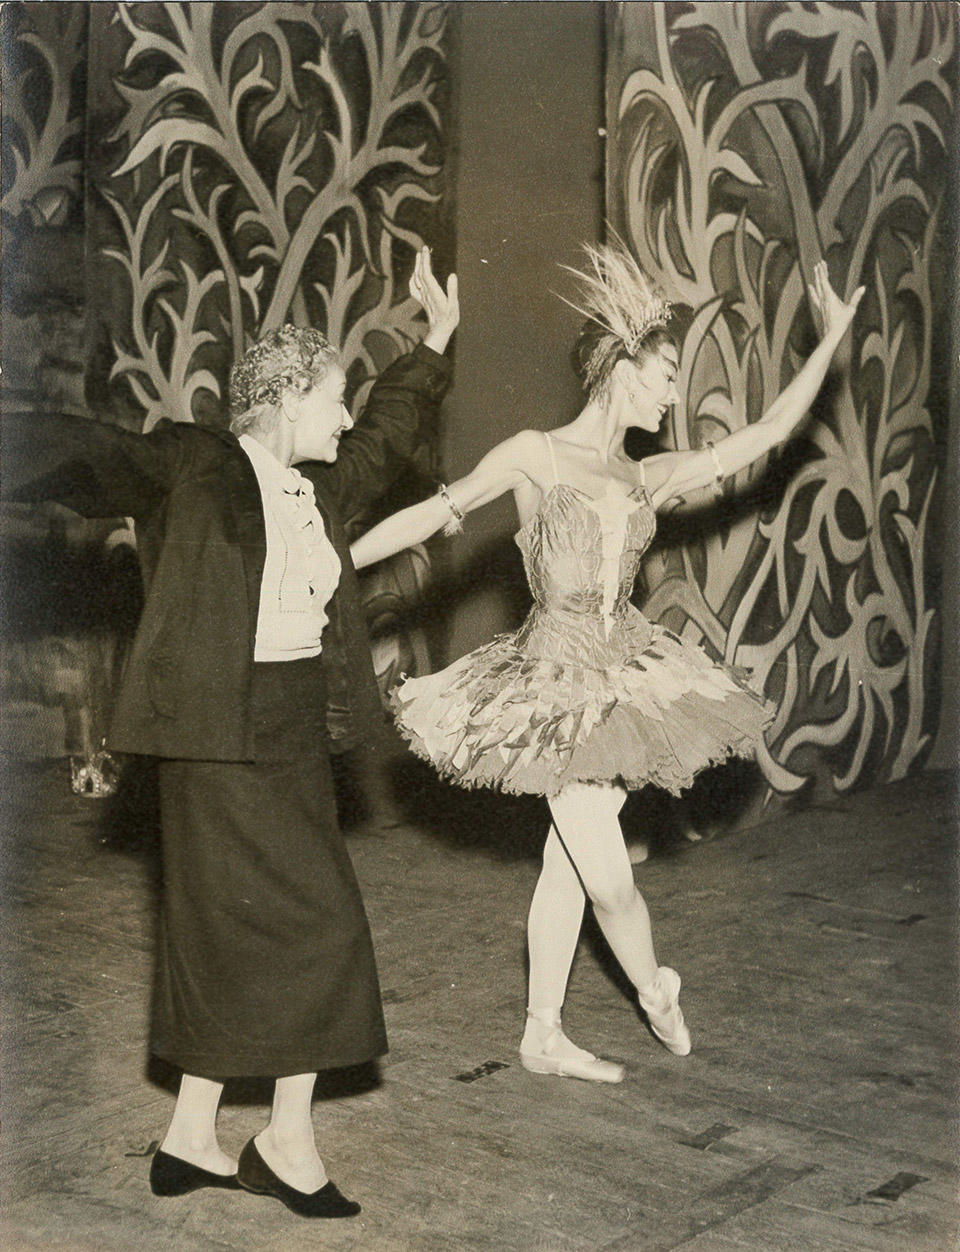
[{"left": 1, "top": 2, "right": 957, "bottom": 1248}]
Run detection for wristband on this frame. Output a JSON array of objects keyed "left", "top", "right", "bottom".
[
  {"left": 705, "top": 441, "right": 723, "bottom": 490},
  {"left": 439, "top": 483, "right": 464, "bottom": 535}
]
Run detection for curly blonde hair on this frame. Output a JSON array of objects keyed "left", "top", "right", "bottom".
[{"left": 229, "top": 326, "right": 340, "bottom": 436}]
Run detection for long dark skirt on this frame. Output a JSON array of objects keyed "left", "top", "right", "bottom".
[{"left": 149, "top": 658, "right": 387, "bottom": 1079}]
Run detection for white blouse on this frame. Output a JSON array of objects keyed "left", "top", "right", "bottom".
[{"left": 239, "top": 434, "right": 341, "bottom": 662}]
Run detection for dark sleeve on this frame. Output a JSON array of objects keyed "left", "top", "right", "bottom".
[
  {"left": 1, "top": 413, "right": 189, "bottom": 520},
  {"left": 301, "top": 342, "right": 452, "bottom": 518}
]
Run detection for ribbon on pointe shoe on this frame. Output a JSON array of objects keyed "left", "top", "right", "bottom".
[
  {"left": 519, "top": 1009, "right": 625, "bottom": 1083},
  {"left": 638, "top": 966, "right": 691, "bottom": 1056}
]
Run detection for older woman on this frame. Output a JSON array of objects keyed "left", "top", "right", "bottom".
[
  {"left": 351, "top": 245, "right": 862, "bottom": 1083},
  {"left": 2, "top": 248, "right": 459, "bottom": 1217}
]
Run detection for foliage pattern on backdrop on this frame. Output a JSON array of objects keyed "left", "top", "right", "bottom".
[
  {"left": 609, "top": 1, "right": 955, "bottom": 795},
  {"left": 2, "top": 2, "right": 457, "bottom": 760},
  {"left": 0, "top": 1, "right": 113, "bottom": 765},
  {"left": 86, "top": 1, "right": 455, "bottom": 697}
]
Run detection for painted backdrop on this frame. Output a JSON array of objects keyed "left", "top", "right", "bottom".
[
  {"left": 609, "top": 1, "right": 955, "bottom": 797},
  {"left": 1, "top": 1, "right": 116, "bottom": 764},
  {"left": 1, "top": 2, "right": 457, "bottom": 759},
  {"left": 85, "top": 0, "right": 456, "bottom": 698}
]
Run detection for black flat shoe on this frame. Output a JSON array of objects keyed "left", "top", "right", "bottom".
[
  {"left": 236, "top": 1138, "right": 360, "bottom": 1218},
  {"left": 149, "top": 1148, "right": 241, "bottom": 1196}
]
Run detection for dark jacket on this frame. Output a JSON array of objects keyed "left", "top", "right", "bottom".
[{"left": 2, "top": 343, "right": 451, "bottom": 761}]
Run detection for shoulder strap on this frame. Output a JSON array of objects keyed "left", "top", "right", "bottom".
[
  {"left": 637, "top": 457, "right": 646, "bottom": 491},
  {"left": 543, "top": 431, "right": 561, "bottom": 488}
]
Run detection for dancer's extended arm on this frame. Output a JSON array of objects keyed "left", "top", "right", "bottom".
[
  {"left": 645, "top": 262, "right": 864, "bottom": 509},
  {"left": 349, "top": 430, "right": 539, "bottom": 570}
]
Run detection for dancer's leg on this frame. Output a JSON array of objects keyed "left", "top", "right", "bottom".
[
  {"left": 547, "top": 784, "right": 658, "bottom": 989},
  {"left": 522, "top": 823, "right": 600, "bottom": 1063},
  {"left": 527, "top": 823, "right": 586, "bottom": 1012},
  {"left": 548, "top": 782, "right": 690, "bottom": 1054},
  {"left": 160, "top": 1073, "right": 235, "bottom": 1174},
  {"left": 255, "top": 1072, "right": 327, "bottom": 1193}
]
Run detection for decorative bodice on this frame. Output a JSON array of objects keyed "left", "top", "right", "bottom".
[
  {"left": 393, "top": 462, "right": 772, "bottom": 799},
  {"left": 515, "top": 481, "right": 656, "bottom": 633}
]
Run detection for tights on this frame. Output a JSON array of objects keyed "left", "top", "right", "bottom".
[
  {"left": 523, "top": 782, "right": 660, "bottom": 1053},
  {"left": 161, "top": 1071, "right": 327, "bottom": 1192}
]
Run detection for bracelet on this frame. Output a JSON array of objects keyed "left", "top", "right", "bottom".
[
  {"left": 705, "top": 441, "right": 724, "bottom": 490},
  {"left": 438, "top": 483, "right": 464, "bottom": 535}
]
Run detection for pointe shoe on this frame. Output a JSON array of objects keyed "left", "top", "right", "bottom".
[
  {"left": 236, "top": 1138, "right": 360, "bottom": 1218},
  {"left": 521, "top": 1048, "right": 626, "bottom": 1083},
  {"left": 149, "top": 1148, "right": 240, "bottom": 1196},
  {"left": 638, "top": 966, "right": 691, "bottom": 1056},
  {"left": 520, "top": 1018, "right": 625, "bottom": 1084}
]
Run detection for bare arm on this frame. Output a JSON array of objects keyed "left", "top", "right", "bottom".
[
  {"left": 349, "top": 430, "right": 537, "bottom": 570},
  {"left": 645, "top": 262, "right": 865, "bottom": 509}
]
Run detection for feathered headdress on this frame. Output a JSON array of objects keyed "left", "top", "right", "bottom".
[{"left": 558, "top": 239, "right": 672, "bottom": 394}]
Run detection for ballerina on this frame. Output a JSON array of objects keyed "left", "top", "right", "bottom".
[{"left": 351, "top": 243, "right": 863, "bottom": 1081}]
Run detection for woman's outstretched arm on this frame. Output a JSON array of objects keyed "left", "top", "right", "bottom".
[
  {"left": 646, "top": 262, "right": 864, "bottom": 509},
  {"left": 349, "top": 430, "right": 538, "bottom": 570}
]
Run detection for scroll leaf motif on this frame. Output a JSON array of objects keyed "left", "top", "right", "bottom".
[
  {"left": 99, "top": 2, "right": 451, "bottom": 694},
  {"left": 616, "top": 1, "right": 953, "bottom": 792},
  {"left": 1, "top": 5, "right": 85, "bottom": 225},
  {"left": 102, "top": 2, "right": 447, "bottom": 426}
]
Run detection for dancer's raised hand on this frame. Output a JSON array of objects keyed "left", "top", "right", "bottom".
[{"left": 808, "top": 259, "right": 864, "bottom": 341}]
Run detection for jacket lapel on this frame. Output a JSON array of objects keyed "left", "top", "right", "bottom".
[
  {"left": 312, "top": 483, "right": 347, "bottom": 624},
  {"left": 219, "top": 437, "right": 268, "bottom": 632}
]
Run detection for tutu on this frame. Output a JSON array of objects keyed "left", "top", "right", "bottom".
[{"left": 392, "top": 470, "right": 774, "bottom": 798}]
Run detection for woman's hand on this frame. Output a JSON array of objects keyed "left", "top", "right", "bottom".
[
  {"left": 412, "top": 246, "right": 459, "bottom": 355},
  {"left": 808, "top": 259, "right": 865, "bottom": 343}
]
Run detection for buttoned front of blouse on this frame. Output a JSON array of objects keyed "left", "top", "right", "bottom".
[{"left": 239, "top": 434, "right": 342, "bottom": 662}]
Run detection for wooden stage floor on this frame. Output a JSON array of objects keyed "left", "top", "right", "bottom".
[{"left": 2, "top": 761, "right": 957, "bottom": 1251}]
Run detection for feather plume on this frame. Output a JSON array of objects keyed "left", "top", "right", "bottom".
[{"left": 558, "top": 240, "right": 671, "bottom": 393}]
